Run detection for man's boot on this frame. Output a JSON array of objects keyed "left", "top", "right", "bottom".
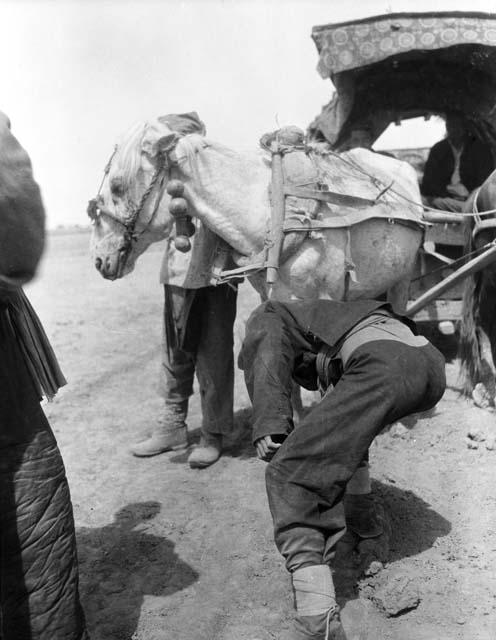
[
  {"left": 187, "top": 432, "right": 222, "bottom": 468},
  {"left": 289, "top": 565, "right": 347, "bottom": 640},
  {"left": 130, "top": 401, "right": 188, "bottom": 457},
  {"left": 344, "top": 493, "right": 384, "bottom": 539}
]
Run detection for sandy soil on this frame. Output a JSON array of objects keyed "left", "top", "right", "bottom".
[{"left": 25, "top": 230, "right": 496, "bottom": 640}]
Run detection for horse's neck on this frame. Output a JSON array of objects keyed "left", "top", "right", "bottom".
[{"left": 175, "top": 140, "right": 271, "bottom": 256}]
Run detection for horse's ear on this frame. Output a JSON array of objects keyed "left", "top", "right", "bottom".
[
  {"left": 0, "top": 111, "right": 11, "bottom": 130},
  {"left": 157, "top": 132, "right": 180, "bottom": 154},
  {"left": 141, "top": 124, "right": 179, "bottom": 158}
]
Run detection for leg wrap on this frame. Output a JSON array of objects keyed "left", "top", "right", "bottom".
[{"left": 292, "top": 565, "right": 336, "bottom": 617}]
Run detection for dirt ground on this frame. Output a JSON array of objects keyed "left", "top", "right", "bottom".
[{"left": 26, "top": 230, "right": 496, "bottom": 640}]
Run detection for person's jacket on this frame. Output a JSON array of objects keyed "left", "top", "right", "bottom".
[
  {"left": 0, "top": 113, "right": 45, "bottom": 289},
  {"left": 0, "top": 112, "right": 65, "bottom": 399},
  {"left": 273, "top": 299, "right": 419, "bottom": 390},
  {"left": 421, "top": 137, "right": 494, "bottom": 198}
]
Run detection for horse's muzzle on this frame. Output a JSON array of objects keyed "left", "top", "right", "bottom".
[{"left": 94, "top": 249, "right": 128, "bottom": 280}]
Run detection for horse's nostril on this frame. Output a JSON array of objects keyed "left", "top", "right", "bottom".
[
  {"left": 105, "top": 257, "right": 112, "bottom": 271},
  {"left": 95, "top": 257, "right": 102, "bottom": 270}
]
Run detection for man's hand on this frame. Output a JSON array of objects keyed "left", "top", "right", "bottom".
[
  {"left": 255, "top": 435, "right": 284, "bottom": 462},
  {"left": 446, "top": 183, "right": 469, "bottom": 200}
]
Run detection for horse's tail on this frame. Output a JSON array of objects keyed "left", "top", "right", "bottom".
[
  {"left": 459, "top": 273, "right": 482, "bottom": 393},
  {"left": 458, "top": 231, "right": 483, "bottom": 394}
]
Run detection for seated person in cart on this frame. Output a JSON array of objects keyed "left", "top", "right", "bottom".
[
  {"left": 421, "top": 112, "right": 495, "bottom": 212},
  {"left": 239, "top": 299, "right": 446, "bottom": 640}
]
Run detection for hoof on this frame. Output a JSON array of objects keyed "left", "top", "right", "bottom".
[{"left": 472, "top": 382, "right": 494, "bottom": 409}]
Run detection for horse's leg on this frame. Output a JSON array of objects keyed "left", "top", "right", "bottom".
[
  {"left": 386, "top": 275, "right": 411, "bottom": 314},
  {"left": 470, "top": 326, "right": 496, "bottom": 408},
  {"left": 474, "top": 283, "right": 496, "bottom": 407}
]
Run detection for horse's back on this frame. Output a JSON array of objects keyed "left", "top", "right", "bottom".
[{"left": 270, "top": 148, "right": 423, "bottom": 301}]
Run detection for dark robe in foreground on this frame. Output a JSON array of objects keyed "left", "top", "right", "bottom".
[{"left": 0, "top": 115, "right": 88, "bottom": 639}]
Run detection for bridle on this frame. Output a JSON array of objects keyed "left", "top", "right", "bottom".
[{"left": 87, "top": 141, "right": 175, "bottom": 261}]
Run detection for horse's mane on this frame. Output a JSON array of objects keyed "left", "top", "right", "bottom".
[
  {"left": 115, "top": 127, "right": 241, "bottom": 189},
  {"left": 114, "top": 121, "right": 147, "bottom": 190},
  {"left": 174, "top": 134, "right": 211, "bottom": 180},
  {"left": 175, "top": 134, "right": 264, "bottom": 176}
]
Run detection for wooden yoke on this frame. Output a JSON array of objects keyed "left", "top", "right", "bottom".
[{"left": 266, "top": 142, "right": 286, "bottom": 286}]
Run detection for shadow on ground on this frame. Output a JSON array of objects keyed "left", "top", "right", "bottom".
[
  {"left": 77, "top": 501, "right": 198, "bottom": 640},
  {"left": 334, "top": 480, "right": 451, "bottom": 605}
]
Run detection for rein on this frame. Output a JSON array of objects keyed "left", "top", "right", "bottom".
[{"left": 87, "top": 147, "right": 170, "bottom": 253}]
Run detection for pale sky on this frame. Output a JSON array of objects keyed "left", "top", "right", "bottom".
[{"left": 0, "top": 0, "right": 494, "bottom": 228}]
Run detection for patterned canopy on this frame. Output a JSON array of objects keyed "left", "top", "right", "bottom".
[{"left": 309, "top": 12, "right": 496, "bottom": 149}]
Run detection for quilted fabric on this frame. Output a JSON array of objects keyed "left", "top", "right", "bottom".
[{"left": 0, "top": 307, "right": 88, "bottom": 640}]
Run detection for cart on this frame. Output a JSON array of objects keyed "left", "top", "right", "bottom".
[{"left": 309, "top": 11, "right": 496, "bottom": 328}]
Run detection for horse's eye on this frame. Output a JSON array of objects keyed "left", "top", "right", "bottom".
[
  {"left": 87, "top": 198, "right": 100, "bottom": 221},
  {"left": 110, "top": 176, "right": 125, "bottom": 197}
]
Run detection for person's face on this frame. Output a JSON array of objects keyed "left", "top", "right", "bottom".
[
  {"left": 348, "top": 128, "right": 373, "bottom": 149},
  {"left": 446, "top": 116, "right": 467, "bottom": 147}
]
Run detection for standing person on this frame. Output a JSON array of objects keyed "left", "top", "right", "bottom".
[
  {"left": 238, "top": 299, "right": 446, "bottom": 640},
  {"left": 0, "top": 112, "right": 88, "bottom": 639},
  {"left": 130, "top": 113, "right": 237, "bottom": 469},
  {"left": 421, "top": 112, "right": 495, "bottom": 212}
]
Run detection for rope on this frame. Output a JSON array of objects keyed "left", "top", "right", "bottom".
[{"left": 314, "top": 147, "right": 496, "bottom": 218}]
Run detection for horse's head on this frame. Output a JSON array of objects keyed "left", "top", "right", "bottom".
[{"left": 88, "top": 118, "right": 187, "bottom": 280}]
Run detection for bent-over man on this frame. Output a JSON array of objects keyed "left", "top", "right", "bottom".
[{"left": 239, "top": 299, "right": 446, "bottom": 640}]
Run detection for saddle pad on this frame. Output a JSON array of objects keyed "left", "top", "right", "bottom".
[{"left": 310, "top": 147, "right": 425, "bottom": 227}]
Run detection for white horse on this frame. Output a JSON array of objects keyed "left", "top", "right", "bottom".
[
  {"left": 89, "top": 117, "right": 424, "bottom": 309},
  {"left": 89, "top": 117, "right": 426, "bottom": 538}
]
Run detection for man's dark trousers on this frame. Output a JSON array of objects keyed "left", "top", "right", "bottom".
[{"left": 239, "top": 302, "right": 446, "bottom": 573}]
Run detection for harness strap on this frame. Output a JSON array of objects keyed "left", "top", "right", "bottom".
[
  {"left": 315, "top": 344, "right": 352, "bottom": 396},
  {"left": 283, "top": 185, "right": 376, "bottom": 208},
  {"left": 210, "top": 240, "right": 236, "bottom": 285},
  {"left": 266, "top": 142, "right": 287, "bottom": 286}
]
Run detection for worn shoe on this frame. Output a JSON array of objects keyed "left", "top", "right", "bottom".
[
  {"left": 130, "top": 403, "right": 188, "bottom": 457},
  {"left": 188, "top": 433, "right": 222, "bottom": 468},
  {"left": 289, "top": 610, "right": 347, "bottom": 639}
]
